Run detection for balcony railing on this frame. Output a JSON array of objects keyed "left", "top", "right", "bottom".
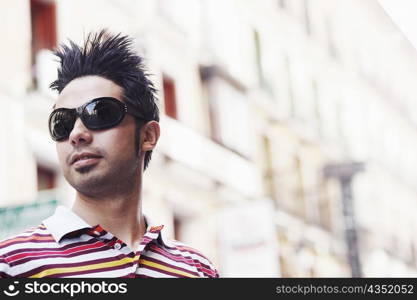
[{"left": 0, "top": 197, "right": 58, "bottom": 240}]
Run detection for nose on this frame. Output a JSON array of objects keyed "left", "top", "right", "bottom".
[{"left": 69, "top": 117, "right": 93, "bottom": 146}]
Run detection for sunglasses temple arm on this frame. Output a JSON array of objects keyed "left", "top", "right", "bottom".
[{"left": 127, "top": 108, "right": 147, "bottom": 122}]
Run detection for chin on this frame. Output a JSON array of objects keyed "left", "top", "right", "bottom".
[{"left": 66, "top": 171, "right": 107, "bottom": 195}]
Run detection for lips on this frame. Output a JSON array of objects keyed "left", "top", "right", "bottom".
[{"left": 71, "top": 152, "right": 103, "bottom": 165}]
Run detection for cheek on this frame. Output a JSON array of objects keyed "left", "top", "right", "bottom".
[
  {"left": 56, "top": 143, "right": 69, "bottom": 166},
  {"left": 110, "top": 131, "right": 135, "bottom": 153},
  {"left": 99, "top": 126, "right": 137, "bottom": 156}
]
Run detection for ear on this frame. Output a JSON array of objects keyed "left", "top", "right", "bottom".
[{"left": 140, "top": 121, "right": 160, "bottom": 152}]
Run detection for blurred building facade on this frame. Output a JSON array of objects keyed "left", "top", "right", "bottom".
[{"left": 1, "top": 0, "right": 417, "bottom": 277}]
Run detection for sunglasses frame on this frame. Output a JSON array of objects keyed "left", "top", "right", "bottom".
[{"left": 48, "top": 97, "right": 147, "bottom": 141}]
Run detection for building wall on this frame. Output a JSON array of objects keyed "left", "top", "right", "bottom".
[
  {"left": 0, "top": 0, "right": 37, "bottom": 207},
  {"left": 1, "top": 0, "right": 417, "bottom": 277}
]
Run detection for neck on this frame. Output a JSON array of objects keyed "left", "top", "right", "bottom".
[{"left": 71, "top": 178, "right": 146, "bottom": 251}]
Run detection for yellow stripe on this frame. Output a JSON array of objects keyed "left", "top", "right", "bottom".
[
  {"left": 139, "top": 258, "right": 197, "bottom": 278},
  {"left": 29, "top": 255, "right": 140, "bottom": 278}
]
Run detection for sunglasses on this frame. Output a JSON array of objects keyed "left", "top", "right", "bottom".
[{"left": 48, "top": 97, "right": 146, "bottom": 141}]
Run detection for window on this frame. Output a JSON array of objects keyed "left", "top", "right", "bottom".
[
  {"left": 262, "top": 136, "right": 276, "bottom": 200},
  {"left": 294, "top": 155, "right": 306, "bottom": 219},
  {"left": 30, "top": 0, "right": 56, "bottom": 64},
  {"left": 173, "top": 215, "right": 183, "bottom": 241},
  {"left": 37, "top": 166, "right": 56, "bottom": 190},
  {"left": 312, "top": 80, "right": 322, "bottom": 137},
  {"left": 304, "top": 0, "right": 311, "bottom": 35},
  {"left": 284, "top": 55, "right": 295, "bottom": 118},
  {"left": 200, "top": 66, "right": 220, "bottom": 142},
  {"left": 253, "top": 30, "right": 264, "bottom": 85},
  {"left": 336, "top": 100, "right": 344, "bottom": 141},
  {"left": 325, "top": 17, "right": 338, "bottom": 59},
  {"left": 317, "top": 188, "right": 332, "bottom": 230},
  {"left": 276, "top": 153, "right": 306, "bottom": 219},
  {"left": 30, "top": 0, "right": 57, "bottom": 88},
  {"left": 199, "top": 66, "right": 252, "bottom": 157},
  {"left": 208, "top": 78, "right": 251, "bottom": 157},
  {"left": 162, "top": 74, "right": 178, "bottom": 119},
  {"left": 30, "top": 0, "right": 57, "bottom": 54},
  {"left": 253, "top": 30, "right": 274, "bottom": 96}
]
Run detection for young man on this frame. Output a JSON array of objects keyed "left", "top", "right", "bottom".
[{"left": 0, "top": 31, "right": 219, "bottom": 278}]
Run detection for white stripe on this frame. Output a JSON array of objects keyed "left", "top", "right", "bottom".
[
  {"left": 7, "top": 240, "right": 107, "bottom": 265},
  {"left": 136, "top": 267, "right": 178, "bottom": 278},
  {"left": 100, "top": 232, "right": 114, "bottom": 240},
  {"left": 145, "top": 250, "right": 199, "bottom": 274},
  {"left": 162, "top": 246, "right": 213, "bottom": 267},
  {"left": 0, "top": 227, "right": 48, "bottom": 242},
  {"left": 0, "top": 228, "right": 215, "bottom": 278},
  {"left": 0, "top": 234, "right": 96, "bottom": 254},
  {"left": 64, "top": 265, "right": 138, "bottom": 278},
  {"left": 0, "top": 262, "right": 9, "bottom": 275},
  {"left": 7, "top": 248, "right": 122, "bottom": 277}
]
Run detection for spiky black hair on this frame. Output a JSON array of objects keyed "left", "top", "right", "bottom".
[{"left": 50, "top": 30, "right": 159, "bottom": 171}]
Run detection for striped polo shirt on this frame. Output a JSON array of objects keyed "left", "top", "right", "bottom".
[{"left": 0, "top": 205, "right": 219, "bottom": 278}]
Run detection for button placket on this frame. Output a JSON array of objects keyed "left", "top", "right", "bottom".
[{"left": 114, "top": 242, "right": 122, "bottom": 250}]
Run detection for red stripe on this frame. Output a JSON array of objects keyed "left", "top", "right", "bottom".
[
  {"left": 152, "top": 243, "right": 214, "bottom": 270},
  {"left": 176, "top": 245, "right": 206, "bottom": 258},
  {"left": 7, "top": 240, "right": 106, "bottom": 262},
  {"left": 148, "top": 244, "right": 217, "bottom": 277},
  {"left": 194, "top": 263, "right": 217, "bottom": 277},
  {"left": 8, "top": 245, "right": 111, "bottom": 268},
  {"left": 1, "top": 223, "right": 218, "bottom": 278},
  {"left": 149, "top": 244, "right": 195, "bottom": 265}
]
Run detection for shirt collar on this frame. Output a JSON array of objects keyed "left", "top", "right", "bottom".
[{"left": 43, "top": 205, "right": 173, "bottom": 248}]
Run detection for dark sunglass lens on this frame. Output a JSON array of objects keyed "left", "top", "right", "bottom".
[
  {"left": 83, "top": 99, "right": 124, "bottom": 129},
  {"left": 49, "top": 110, "right": 75, "bottom": 141}
]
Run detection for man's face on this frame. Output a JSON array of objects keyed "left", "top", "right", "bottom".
[{"left": 54, "top": 75, "right": 141, "bottom": 197}]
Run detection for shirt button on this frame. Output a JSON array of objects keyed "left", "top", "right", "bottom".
[{"left": 114, "top": 243, "right": 122, "bottom": 250}]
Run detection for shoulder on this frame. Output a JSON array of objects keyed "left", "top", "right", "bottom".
[
  {"left": 161, "top": 238, "right": 219, "bottom": 278},
  {"left": 0, "top": 224, "right": 51, "bottom": 252},
  {"left": 0, "top": 224, "right": 51, "bottom": 277}
]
